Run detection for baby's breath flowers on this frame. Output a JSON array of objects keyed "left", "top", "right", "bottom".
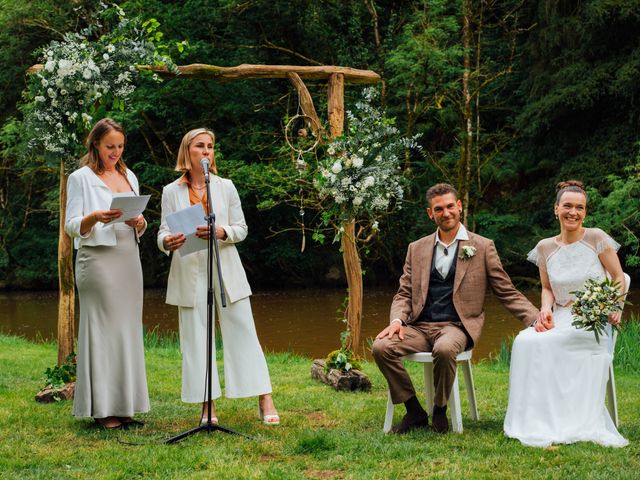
[{"left": 314, "top": 88, "right": 421, "bottom": 234}]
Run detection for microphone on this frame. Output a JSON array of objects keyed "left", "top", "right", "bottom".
[{"left": 200, "top": 158, "right": 210, "bottom": 177}]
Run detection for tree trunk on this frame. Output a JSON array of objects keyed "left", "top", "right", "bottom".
[
  {"left": 327, "top": 73, "right": 363, "bottom": 353},
  {"left": 57, "top": 160, "right": 74, "bottom": 365},
  {"left": 458, "top": 0, "right": 473, "bottom": 227}
]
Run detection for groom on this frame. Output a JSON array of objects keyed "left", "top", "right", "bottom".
[{"left": 372, "top": 183, "right": 539, "bottom": 434}]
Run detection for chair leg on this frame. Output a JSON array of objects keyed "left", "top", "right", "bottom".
[
  {"left": 449, "top": 370, "right": 463, "bottom": 433},
  {"left": 383, "top": 391, "right": 394, "bottom": 433},
  {"left": 461, "top": 359, "right": 479, "bottom": 421},
  {"left": 424, "top": 363, "right": 435, "bottom": 415},
  {"left": 606, "top": 364, "right": 619, "bottom": 427}
]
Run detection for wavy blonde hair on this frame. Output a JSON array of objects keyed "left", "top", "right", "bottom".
[
  {"left": 80, "top": 118, "right": 127, "bottom": 176},
  {"left": 175, "top": 128, "right": 218, "bottom": 174}
]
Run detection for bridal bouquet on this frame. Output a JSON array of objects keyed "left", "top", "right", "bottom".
[{"left": 570, "top": 277, "right": 626, "bottom": 344}]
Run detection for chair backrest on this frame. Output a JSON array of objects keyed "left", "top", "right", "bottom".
[{"left": 606, "top": 272, "right": 631, "bottom": 355}]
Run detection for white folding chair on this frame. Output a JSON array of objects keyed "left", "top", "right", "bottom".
[
  {"left": 383, "top": 350, "right": 479, "bottom": 433},
  {"left": 605, "top": 272, "right": 630, "bottom": 427}
]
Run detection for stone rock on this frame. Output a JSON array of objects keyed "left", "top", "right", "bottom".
[
  {"left": 311, "top": 359, "right": 371, "bottom": 392},
  {"left": 35, "top": 382, "right": 75, "bottom": 403}
]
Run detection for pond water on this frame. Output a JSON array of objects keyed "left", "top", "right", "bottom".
[{"left": 1, "top": 287, "right": 638, "bottom": 361}]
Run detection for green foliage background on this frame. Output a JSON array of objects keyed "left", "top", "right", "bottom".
[{"left": 1, "top": 0, "right": 638, "bottom": 289}]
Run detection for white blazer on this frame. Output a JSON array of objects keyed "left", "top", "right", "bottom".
[
  {"left": 157, "top": 175, "right": 252, "bottom": 307},
  {"left": 64, "top": 165, "right": 146, "bottom": 249}
]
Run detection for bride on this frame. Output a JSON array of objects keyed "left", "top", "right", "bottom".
[{"left": 503, "top": 180, "right": 628, "bottom": 448}]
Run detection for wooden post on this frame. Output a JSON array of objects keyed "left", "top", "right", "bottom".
[
  {"left": 328, "top": 73, "right": 363, "bottom": 353},
  {"left": 286, "top": 72, "right": 322, "bottom": 134},
  {"left": 57, "top": 160, "right": 75, "bottom": 365}
]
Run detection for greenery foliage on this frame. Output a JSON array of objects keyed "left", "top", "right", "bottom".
[
  {"left": 315, "top": 88, "right": 421, "bottom": 232},
  {"left": 325, "top": 330, "right": 362, "bottom": 373},
  {"left": 43, "top": 351, "right": 76, "bottom": 400},
  {"left": 24, "top": 3, "right": 173, "bottom": 165},
  {"left": 0, "top": 0, "right": 639, "bottom": 289}
]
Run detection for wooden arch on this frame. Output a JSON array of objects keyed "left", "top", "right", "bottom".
[{"left": 37, "top": 62, "right": 381, "bottom": 363}]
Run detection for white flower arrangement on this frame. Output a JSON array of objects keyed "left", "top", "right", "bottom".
[
  {"left": 459, "top": 245, "right": 476, "bottom": 260},
  {"left": 24, "top": 3, "right": 175, "bottom": 162},
  {"left": 314, "top": 88, "right": 421, "bottom": 228},
  {"left": 570, "top": 277, "right": 626, "bottom": 344}
]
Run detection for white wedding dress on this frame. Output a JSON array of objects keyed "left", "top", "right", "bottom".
[{"left": 504, "top": 228, "right": 628, "bottom": 448}]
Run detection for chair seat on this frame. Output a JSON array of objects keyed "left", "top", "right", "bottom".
[{"left": 383, "top": 349, "right": 478, "bottom": 434}]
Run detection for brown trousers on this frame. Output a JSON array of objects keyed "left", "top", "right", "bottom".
[{"left": 372, "top": 321, "right": 469, "bottom": 408}]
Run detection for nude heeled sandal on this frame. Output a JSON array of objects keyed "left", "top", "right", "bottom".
[{"left": 258, "top": 405, "right": 280, "bottom": 425}]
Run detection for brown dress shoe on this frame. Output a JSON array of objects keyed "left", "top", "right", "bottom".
[
  {"left": 431, "top": 405, "right": 449, "bottom": 433},
  {"left": 392, "top": 411, "right": 429, "bottom": 434}
]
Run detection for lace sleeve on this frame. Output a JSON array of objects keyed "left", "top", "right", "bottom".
[
  {"left": 526, "top": 242, "right": 547, "bottom": 272},
  {"left": 584, "top": 228, "right": 621, "bottom": 254},
  {"left": 595, "top": 234, "right": 621, "bottom": 255}
]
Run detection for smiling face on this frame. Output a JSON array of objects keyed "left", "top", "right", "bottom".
[
  {"left": 427, "top": 192, "right": 462, "bottom": 233},
  {"left": 555, "top": 191, "right": 587, "bottom": 232},
  {"left": 95, "top": 129, "right": 125, "bottom": 170},
  {"left": 188, "top": 133, "right": 214, "bottom": 173}
]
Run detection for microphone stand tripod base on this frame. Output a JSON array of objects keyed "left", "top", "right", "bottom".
[{"left": 165, "top": 419, "right": 251, "bottom": 444}]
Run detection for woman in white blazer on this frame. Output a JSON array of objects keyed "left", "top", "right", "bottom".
[
  {"left": 157, "top": 128, "right": 279, "bottom": 425},
  {"left": 65, "top": 118, "right": 149, "bottom": 430}
]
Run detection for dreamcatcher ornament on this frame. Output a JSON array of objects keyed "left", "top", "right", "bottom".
[{"left": 284, "top": 112, "right": 320, "bottom": 252}]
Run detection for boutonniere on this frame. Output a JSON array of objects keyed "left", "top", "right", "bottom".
[{"left": 459, "top": 244, "right": 476, "bottom": 261}]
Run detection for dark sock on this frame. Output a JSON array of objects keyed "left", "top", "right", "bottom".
[
  {"left": 433, "top": 404, "right": 447, "bottom": 415},
  {"left": 404, "top": 396, "right": 426, "bottom": 417}
]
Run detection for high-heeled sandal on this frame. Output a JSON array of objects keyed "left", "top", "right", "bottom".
[
  {"left": 258, "top": 406, "right": 280, "bottom": 425},
  {"left": 94, "top": 417, "right": 123, "bottom": 430},
  {"left": 200, "top": 416, "right": 219, "bottom": 425}
]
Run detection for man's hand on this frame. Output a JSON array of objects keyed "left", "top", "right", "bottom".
[
  {"left": 534, "top": 309, "right": 554, "bottom": 332},
  {"left": 376, "top": 321, "right": 404, "bottom": 340}
]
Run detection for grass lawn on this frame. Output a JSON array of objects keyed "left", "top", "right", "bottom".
[{"left": 0, "top": 334, "right": 638, "bottom": 479}]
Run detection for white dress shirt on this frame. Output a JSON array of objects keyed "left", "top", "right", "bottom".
[
  {"left": 434, "top": 223, "right": 469, "bottom": 278},
  {"left": 390, "top": 223, "right": 469, "bottom": 326}
]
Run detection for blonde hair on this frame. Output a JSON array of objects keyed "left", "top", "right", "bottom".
[
  {"left": 175, "top": 128, "right": 218, "bottom": 174},
  {"left": 80, "top": 118, "right": 127, "bottom": 176}
]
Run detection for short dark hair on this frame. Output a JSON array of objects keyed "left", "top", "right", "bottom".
[{"left": 426, "top": 183, "right": 458, "bottom": 205}]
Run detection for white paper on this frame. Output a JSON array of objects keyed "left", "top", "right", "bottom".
[
  {"left": 109, "top": 193, "right": 151, "bottom": 223},
  {"left": 165, "top": 203, "right": 208, "bottom": 257}
]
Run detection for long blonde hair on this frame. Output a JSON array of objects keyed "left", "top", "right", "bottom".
[
  {"left": 80, "top": 118, "right": 127, "bottom": 176},
  {"left": 175, "top": 128, "right": 218, "bottom": 174}
]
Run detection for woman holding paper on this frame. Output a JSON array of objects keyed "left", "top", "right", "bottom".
[
  {"left": 65, "top": 117, "right": 149, "bottom": 430},
  {"left": 157, "top": 128, "right": 279, "bottom": 425}
]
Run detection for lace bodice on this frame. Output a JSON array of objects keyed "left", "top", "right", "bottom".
[{"left": 527, "top": 228, "right": 620, "bottom": 306}]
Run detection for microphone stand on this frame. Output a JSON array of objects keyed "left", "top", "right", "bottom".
[{"left": 166, "top": 166, "right": 249, "bottom": 443}]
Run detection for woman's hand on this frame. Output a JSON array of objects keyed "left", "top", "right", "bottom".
[
  {"left": 163, "top": 233, "right": 186, "bottom": 252},
  {"left": 195, "top": 225, "right": 227, "bottom": 240},
  {"left": 535, "top": 308, "right": 554, "bottom": 332},
  {"left": 608, "top": 311, "right": 622, "bottom": 327},
  {"left": 125, "top": 214, "right": 145, "bottom": 232},
  {"left": 92, "top": 209, "right": 122, "bottom": 223}
]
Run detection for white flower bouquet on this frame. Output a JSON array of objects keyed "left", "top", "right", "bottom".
[
  {"left": 25, "top": 4, "right": 175, "bottom": 163},
  {"left": 314, "top": 88, "right": 421, "bottom": 229},
  {"left": 570, "top": 277, "right": 626, "bottom": 344}
]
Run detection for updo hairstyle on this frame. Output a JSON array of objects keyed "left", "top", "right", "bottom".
[{"left": 555, "top": 180, "right": 587, "bottom": 205}]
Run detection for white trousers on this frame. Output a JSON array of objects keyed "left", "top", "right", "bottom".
[{"left": 177, "top": 251, "right": 272, "bottom": 403}]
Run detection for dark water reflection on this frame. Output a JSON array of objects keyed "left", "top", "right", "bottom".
[{"left": 1, "top": 287, "right": 639, "bottom": 361}]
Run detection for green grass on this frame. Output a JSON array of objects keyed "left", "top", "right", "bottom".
[{"left": 1, "top": 333, "right": 638, "bottom": 480}]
